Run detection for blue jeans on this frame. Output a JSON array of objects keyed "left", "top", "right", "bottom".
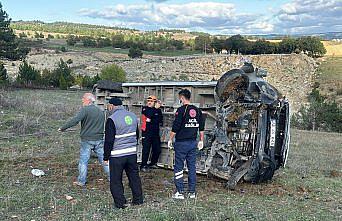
[
  {"left": 78, "top": 140, "right": 110, "bottom": 185},
  {"left": 174, "top": 140, "right": 198, "bottom": 193}
]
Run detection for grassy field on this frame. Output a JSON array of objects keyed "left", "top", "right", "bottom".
[
  {"left": 316, "top": 56, "right": 342, "bottom": 104},
  {"left": 0, "top": 89, "right": 341, "bottom": 221}
]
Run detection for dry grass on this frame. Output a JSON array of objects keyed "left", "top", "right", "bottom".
[{"left": 322, "top": 41, "right": 342, "bottom": 57}]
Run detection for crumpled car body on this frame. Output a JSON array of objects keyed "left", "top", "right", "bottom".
[{"left": 203, "top": 63, "right": 290, "bottom": 189}]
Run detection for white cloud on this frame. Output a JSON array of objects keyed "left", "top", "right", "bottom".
[
  {"left": 275, "top": 0, "right": 342, "bottom": 34},
  {"left": 79, "top": 2, "right": 274, "bottom": 34},
  {"left": 79, "top": 0, "right": 342, "bottom": 34}
]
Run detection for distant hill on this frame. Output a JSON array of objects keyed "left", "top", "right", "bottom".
[
  {"left": 248, "top": 32, "right": 342, "bottom": 41},
  {"left": 11, "top": 20, "right": 342, "bottom": 40}
]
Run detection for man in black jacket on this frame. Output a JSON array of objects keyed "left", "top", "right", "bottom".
[
  {"left": 140, "top": 95, "right": 163, "bottom": 172},
  {"left": 168, "top": 89, "right": 205, "bottom": 200}
]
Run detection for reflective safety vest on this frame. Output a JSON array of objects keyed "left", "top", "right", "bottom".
[{"left": 109, "top": 107, "right": 138, "bottom": 158}]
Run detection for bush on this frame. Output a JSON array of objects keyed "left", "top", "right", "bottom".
[
  {"left": 92, "top": 74, "right": 101, "bottom": 85},
  {"left": 66, "top": 35, "right": 78, "bottom": 46},
  {"left": 179, "top": 74, "right": 189, "bottom": 81},
  {"left": 53, "top": 59, "right": 74, "bottom": 87},
  {"left": 292, "top": 89, "right": 342, "bottom": 132},
  {"left": 16, "top": 61, "right": 40, "bottom": 86},
  {"left": 0, "top": 63, "right": 9, "bottom": 85},
  {"left": 34, "top": 32, "right": 44, "bottom": 39},
  {"left": 40, "top": 59, "right": 74, "bottom": 88},
  {"left": 82, "top": 36, "right": 96, "bottom": 47},
  {"left": 74, "top": 74, "right": 100, "bottom": 89},
  {"left": 59, "top": 75, "right": 68, "bottom": 90},
  {"left": 40, "top": 69, "right": 53, "bottom": 86},
  {"left": 100, "top": 64, "right": 126, "bottom": 82},
  {"left": 60, "top": 46, "right": 67, "bottom": 52},
  {"left": 18, "top": 32, "right": 27, "bottom": 38},
  {"left": 97, "top": 37, "right": 111, "bottom": 48},
  {"left": 128, "top": 47, "right": 143, "bottom": 58}
]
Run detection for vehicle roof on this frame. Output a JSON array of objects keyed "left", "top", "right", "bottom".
[{"left": 122, "top": 81, "right": 217, "bottom": 87}]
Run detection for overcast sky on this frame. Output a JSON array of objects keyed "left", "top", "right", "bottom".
[{"left": 2, "top": 0, "right": 341, "bottom": 34}]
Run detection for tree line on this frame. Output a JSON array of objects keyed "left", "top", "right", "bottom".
[
  {"left": 63, "top": 34, "right": 326, "bottom": 57},
  {"left": 65, "top": 34, "right": 185, "bottom": 51},
  {"left": 0, "top": 58, "right": 126, "bottom": 90},
  {"left": 195, "top": 34, "right": 326, "bottom": 57},
  {"left": 11, "top": 21, "right": 134, "bottom": 38}
]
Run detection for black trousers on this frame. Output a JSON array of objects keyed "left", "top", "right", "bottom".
[
  {"left": 109, "top": 155, "right": 143, "bottom": 208},
  {"left": 141, "top": 135, "right": 161, "bottom": 168}
]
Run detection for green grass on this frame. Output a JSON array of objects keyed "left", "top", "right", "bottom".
[
  {"left": 0, "top": 89, "right": 341, "bottom": 220},
  {"left": 316, "top": 57, "right": 342, "bottom": 102},
  {"left": 318, "top": 57, "right": 342, "bottom": 82}
]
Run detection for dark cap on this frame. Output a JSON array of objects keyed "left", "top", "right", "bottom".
[{"left": 108, "top": 98, "right": 122, "bottom": 106}]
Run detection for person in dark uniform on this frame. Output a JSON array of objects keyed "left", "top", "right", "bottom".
[
  {"left": 168, "top": 89, "right": 205, "bottom": 200},
  {"left": 103, "top": 98, "right": 143, "bottom": 209},
  {"left": 140, "top": 95, "right": 163, "bottom": 172}
]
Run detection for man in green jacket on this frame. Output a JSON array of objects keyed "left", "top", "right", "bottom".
[{"left": 58, "top": 93, "right": 109, "bottom": 186}]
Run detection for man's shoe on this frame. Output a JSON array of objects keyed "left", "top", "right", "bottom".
[
  {"left": 113, "top": 205, "right": 127, "bottom": 210},
  {"left": 73, "top": 181, "right": 85, "bottom": 187},
  {"left": 148, "top": 164, "right": 158, "bottom": 169},
  {"left": 140, "top": 166, "right": 149, "bottom": 172},
  {"left": 188, "top": 192, "right": 197, "bottom": 199},
  {"left": 172, "top": 191, "right": 185, "bottom": 200}
]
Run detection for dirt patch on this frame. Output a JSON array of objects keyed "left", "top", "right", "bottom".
[{"left": 328, "top": 170, "right": 342, "bottom": 178}]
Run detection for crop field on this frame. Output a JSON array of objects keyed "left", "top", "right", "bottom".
[
  {"left": 322, "top": 41, "right": 342, "bottom": 57},
  {"left": 0, "top": 89, "right": 341, "bottom": 220}
]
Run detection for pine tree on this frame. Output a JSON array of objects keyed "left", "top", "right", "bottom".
[
  {"left": 16, "top": 61, "right": 40, "bottom": 86},
  {"left": 0, "top": 2, "right": 29, "bottom": 60},
  {"left": 0, "top": 62, "right": 9, "bottom": 84},
  {"left": 59, "top": 75, "right": 68, "bottom": 90}
]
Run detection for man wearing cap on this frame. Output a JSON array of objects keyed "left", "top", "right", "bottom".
[
  {"left": 168, "top": 89, "right": 205, "bottom": 200},
  {"left": 103, "top": 98, "right": 143, "bottom": 209},
  {"left": 140, "top": 95, "right": 163, "bottom": 172},
  {"left": 58, "top": 93, "right": 110, "bottom": 187}
]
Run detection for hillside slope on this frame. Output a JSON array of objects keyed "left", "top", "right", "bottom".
[{"left": 3, "top": 51, "right": 317, "bottom": 112}]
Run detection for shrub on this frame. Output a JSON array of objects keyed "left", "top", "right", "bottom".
[
  {"left": 66, "top": 35, "right": 78, "bottom": 46},
  {"left": 40, "top": 59, "right": 74, "bottom": 88},
  {"left": 53, "top": 59, "right": 74, "bottom": 87},
  {"left": 128, "top": 47, "right": 143, "bottom": 58},
  {"left": 82, "top": 36, "right": 96, "bottom": 47},
  {"left": 292, "top": 89, "right": 342, "bottom": 132},
  {"left": 16, "top": 61, "right": 40, "bottom": 86},
  {"left": 59, "top": 75, "right": 68, "bottom": 90},
  {"left": 0, "top": 62, "right": 9, "bottom": 85},
  {"left": 60, "top": 46, "right": 67, "bottom": 52},
  {"left": 18, "top": 32, "right": 27, "bottom": 38},
  {"left": 92, "top": 74, "right": 101, "bottom": 85},
  {"left": 179, "top": 74, "right": 189, "bottom": 81},
  {"left": 100, "top": 64, "right": 126, "bottom": 82}
]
